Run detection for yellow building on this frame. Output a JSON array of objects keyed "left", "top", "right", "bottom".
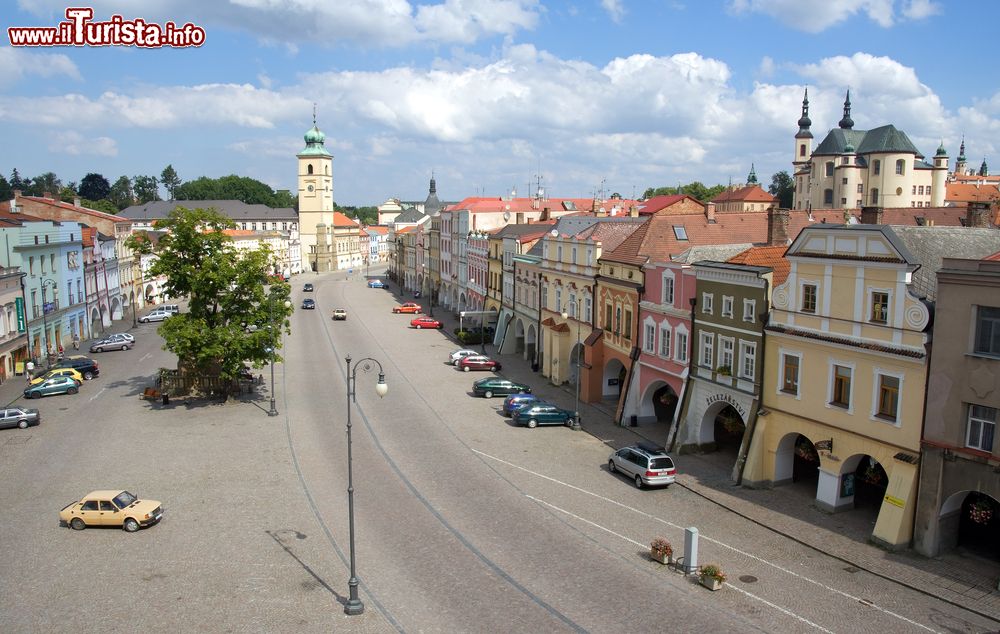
[
  {"left": 742, "top": 224, "right": 931, "bottom": 549},
  {"left": 486, "top": 232, "right": 504, "bottom": 314}
]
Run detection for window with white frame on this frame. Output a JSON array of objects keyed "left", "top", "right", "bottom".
[
  {"left": 585, "top": 296, "right": 592, "bottom": 322},
  {"left": 718, "top": 337, "right": 734, "bottom": 371},
  {"left": 801, "top": 283, "right": 817, "bottom": 313},
  {"left": 702, "top": 293, "right": 714, "bottom": 314},
  {"left": 643, "top": 321, "right": 656, "bottom": 353},
  {"left": 830, "top": 363, "right": 853, "bottom": 409},
  {"left": 568, "top": 293, "right": 577, "bottom": 318},
  {"left": 743, "top": 299, "right": 756, "bottom": 322},
  {"left": 662, "top": 272, "right": 675, "bottom": 305},
  {"left": 967, "top": 405, "right": 997, "bottom": 452},
  {"left": 659, "top": 323, "right": 671, "bottom": 357},
  {"left": 587, "top": 248, "right": 594, "bottom": 266},
  {"left": 675, "top": 328, "right": 688, "bottom": 363},
  {"left": 722, "top": 296, "right": 734, "bottom": 318},
  {"left": 739, "top": 341, "right": 757, "bottom": 379},
  {"left": 873, "top": 372, "right": 901, "bottom": 422},
  {"left": 557, "top": 245, "right": 563, "bottom": 261},
  {"left": 870, "top": 289, "right": 890, "bottom": 324},
  {"left": 975, "top": 306, "right": 1000, "bottom": 357},
  {"left": 700, "top": 333, "right": 714, "bottom": 367},
  {"left": 555, "top": 288, "right": 561, "bottom": 312},
  {"left": 780, "top": 352, "right": 800, "bottom": 395}
]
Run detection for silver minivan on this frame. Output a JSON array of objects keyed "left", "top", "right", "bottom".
[
  {"left": 139, "top": 309, "right": 172, "bottom": 323},
  {"left": 608, "top": 442, "right": 677, "bottom": 489}
]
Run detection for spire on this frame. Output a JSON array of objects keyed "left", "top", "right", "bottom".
[
  {"left": 838, "top": 89, "right": 854, "bottom": 130},
  {"left": 980, "top": 158, "right": 989, "bottom": 177},
  {"left": 796, "top": 88, "right": 813, "bottom": 138},
  {"left": 429, "top": 170, "right": 437, "bottom": 195},
  {"left": 747, "top": 163, "right": 758, "bottom": 185},
  {"left": 959, "top": 135, "right": 967, "bottom": 161},
  {"left": 312, "top": 102, "right": 316, "bottom": 126}
]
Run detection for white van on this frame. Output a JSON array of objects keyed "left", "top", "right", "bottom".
[{"left": 161, "top": 304, "right": 180, "bottom": 314}]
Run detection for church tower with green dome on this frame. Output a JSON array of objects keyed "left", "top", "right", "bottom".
[{"left": 297, "top": 110, "right": 334, "bottom": 272}]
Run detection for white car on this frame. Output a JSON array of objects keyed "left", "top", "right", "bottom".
[
  {"left": 449, "top": 349, "right": 479, "bottom": 365},
  {"left": 103, "top": 333, "right": 135, "bottom": 344},
  {"left": 139, "top": 309, "right": 172, "bottom": 323}
]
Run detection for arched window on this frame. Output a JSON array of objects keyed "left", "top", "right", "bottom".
[
  {"left": 895, "top": 159, "right": 905, "bottom": 175},
  {"left": 870, "top": 188, "right": 879, "bottom": 205},
  {"left": 799, "top": 144, "right": 806, "bottom": 157},
  {"left": 307, "top": 164, "right": 314, "bottom": 175}
]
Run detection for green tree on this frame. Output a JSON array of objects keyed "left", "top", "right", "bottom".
[
  {"left": 126, "top": 206, "right": 293, "bottom": 379},
  {"left": 32, "top": 172, "right": 61, "bottom": 196},
  {"left": 273, "top": 189, "right": 297, "bottom": 210},
  {"left": 160, "top": 164, "right": 181, "bottom": 200},
  {"left": 642, "top": 182, "right": 726, "bottom": 202},
  {"left": 81, "top": 198, "right": 120, "bottom": 214},
  {"left": 175, "top": 174, "right": 280, "bottom": 206},
  {"left": 0, "top": 175, "right": 10, "bottom": 201},
  {"left": 9, "top": 169, "right": 28, "bottom": 193},
  {"left": 59, "top": 185, "right": 78, "bottom": 203},
  {"left": 769, "top": 170, "right": 794, "bottom": 208},
  {"left": 79, "top": 173, "right": 111, "bottom": 201},
  {"left": 132, "top": 175, "right": 160, "bottom": 204},
  {"left": 108, "top": 175, "right": 135, "bottom": 210}
]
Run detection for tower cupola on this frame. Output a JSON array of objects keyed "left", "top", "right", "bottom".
[
  {"left": 795, "top": 88, "right": 813, "bottom": 138},
  {"left": 838, "top": 89, "right": 854, "bottom": 130}
]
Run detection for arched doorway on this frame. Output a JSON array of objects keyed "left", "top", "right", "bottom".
[
  {"left": 568, "top": 341, "right": 583, "bottom": 385},
  {"left": 712, "top": 405, "right": 745, "bottom": 454},
  {"left": 602, "top": 358, "right": 626, "bottom": 401},
  {"left": 513, "top": 319, "right": 525, "bottom": 354},
  {"left": 850, "top": 456, "right": 888, "bottom": 512},
  {"left": 775, "top": 433, "right": 820, "bottom": 490},
  {"left": 651, "top": 384, "right": 678, "bottom": 424},
  {"left": 958, "top": 492, "right": 1000, "bottom": 558}
]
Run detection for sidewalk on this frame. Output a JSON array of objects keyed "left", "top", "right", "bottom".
[{"left": 406, "top": 288, "right": 1000, "bottom": 624}]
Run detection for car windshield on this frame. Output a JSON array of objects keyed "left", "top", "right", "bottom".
[{"left": 113, "top": 491, "right": 137, "bottom": 508}]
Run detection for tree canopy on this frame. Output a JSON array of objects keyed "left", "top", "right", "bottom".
[
  {"left": 175, "top": 175, "right": 292, "bottom": 208},
  {"left": 79, "top": 173, "right": 111, "bottom": 201},
  {"left": 642, "top": 182, "right": 727, "bottom": 202},
  {"left": 126, "top": 206, "right": 293, "bottom": 378},
  {"left": 768, "top": 170, "right": 794, "bottom": 208}
]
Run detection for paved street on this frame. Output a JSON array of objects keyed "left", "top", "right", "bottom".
[{"left": 1, "top": 268, "right": 999, "bottom": 633}]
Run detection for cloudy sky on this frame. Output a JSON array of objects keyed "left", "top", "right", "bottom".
[{"left": 3, "top": 0, "right": 998, "bottom": 206}]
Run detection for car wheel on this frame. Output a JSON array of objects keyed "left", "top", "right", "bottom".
[
  {"left": 93, "top": 347, "right": 102, "bottom": 352},
  {"left": 463, "top": 366, "right": 470, "bottom": 372},
  {"left": 484, "top": 390, "right": 493, "bottom": 399},
  {"left": 26, "top": 391, "right": 37, "bottom": 399},
  {"left": 83, "top": 371, "right": 94, "bottom": 380},
  {"left": 67, "top": 386, "right": 78, "bottom": 395},
  {"left": 608, "top": 459, "right": 617, "bottom": 473},
  {"left": 121, "top": 345, "right": 128, "bottom": 351},
  {"left": 123, "top": 517, "right": 140, "bottom": 532},
  {"left": 494, "top": 365, "right": 501, "bottom": 372},
  {"left": 140, "top": 318, "right": 147, "bottom": 323},
  {"left": 527, "top": 419, "right": 538, "bottom": 428},
  {"left": 17, "top": 420, "right": 27, "bottom": 429},
  {"left": 70, "top": 517, "right": 86, "bottom": 531},
  {"left": 634, "top": 475, "right": 644, "bottom": 489}
]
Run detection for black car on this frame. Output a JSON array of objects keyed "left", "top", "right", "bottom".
[
  {"left": 53, "top": 355, "right": 100, "bottom": 380},
  {"left": 472, "top": 377, "right": 531, "bottom": 399},
  {"left": 303, "top": 283, "right": 314, "bottom": 292},
  {"left": 301, "top": 298, "right": 316, "bottom": 309}
]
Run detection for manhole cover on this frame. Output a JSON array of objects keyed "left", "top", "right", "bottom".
[
  {"left": 844, "top": 566, "right": 861, "bottom": 574},
  {"left": 738, "top": 575, "right": 758, "bottom": 583}
]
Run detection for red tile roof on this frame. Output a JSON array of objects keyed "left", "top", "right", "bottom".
[
  {"left": 727, "top": 245, "right": 791, "bottom": 284},
  {"left": 634, "top": 194, "right": 704, "bottom": 215},
  {"left": 944, "top": 183, "right": 1000, "bottom": 205},
  {"left": 7, "top": 194, "right": 128, "bottom": 221},
  {"left": 985, "top": 250, "right": 1000, "bottom": 261},
  {"left": 711, "top": 186, "right": 776, "bottom": 204},
  {"left": 333, "top": 211, "right": 359, "bottom": 227},
  {"left": 365, "top": 225, "right": 389, "bottom": 234}
]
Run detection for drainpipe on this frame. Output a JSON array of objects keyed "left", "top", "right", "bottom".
[{"left": 668, "top": 295, "right": 698, "bottom": 452}]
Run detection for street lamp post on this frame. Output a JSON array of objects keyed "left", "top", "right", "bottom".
[
  {"left": 39, "top": 278, "right": 57, "bottom": 369},
  {"left": 268, "top": 297, "right": 292, "bottom": 417},
  {"left": 561, "top": 299, "right": 583, "bottom": 431},
  {"left": 344, "top": 355, "right": 389, "bottom": 615}
]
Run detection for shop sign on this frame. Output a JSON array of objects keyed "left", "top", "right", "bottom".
[{"left": 705, "top": 392, "right": 747, "bottom": 419}]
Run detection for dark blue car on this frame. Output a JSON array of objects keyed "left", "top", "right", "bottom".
[
  {"left": 502, "top": 393, "right": 541, "bottom": 416},
  {"left": 368, "top": 279, "right": 387, "bottom": 289}
]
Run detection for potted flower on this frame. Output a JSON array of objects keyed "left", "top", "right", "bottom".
[
  {"left": 650, "top": 537, "right": 673, "bottom": 565},
  {"left": 970, "top": 499, "right": 993, "bottom": 525},
  {"left": 715, "top": 365, "right": 732, "bottom": 376},
  {"left": 698, "top": 563, "right": 727, "bottom": 591}
]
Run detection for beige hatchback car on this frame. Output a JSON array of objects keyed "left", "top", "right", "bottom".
[{"left": 59, "top": 490, "right": 163, "bottom": 532}]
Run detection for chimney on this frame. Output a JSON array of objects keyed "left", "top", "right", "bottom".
[
  {"left": 705, "top": 202, "right": 716, "bottom": 223},
  {"left": 860, "top": 206, "right": 884, "bottom": 225},
  {"left": 966, "top": 201, "right": 992, "bottom": 228},
  {"left": 541, "top": 207, "right": 551, "bottom": 221},
  {"left": 767, "top": 206, "right": 789, "bottom": 246},
  {"left": 629, "top": 205, "right": 638, "bottom": 217},
  {"left": 73, "top": 196, "right": 81, "bottom": 207}
]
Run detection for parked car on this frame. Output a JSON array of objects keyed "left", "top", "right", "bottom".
[
  {"left": 511, "top": 403, "right": 575, "bottom": 428},
  {"left": 608, "top": 442, "right": 677, "bottom": 489},
  {"left": 59, "top": 490, "right": 163, "bottom": 532},
  {"left": 102, "top": 333, "right": 135, "bottom": 343},
  {"left": 53, "top": 355, "right": 100, "bottom": 380},
  {"left": 160, "top": 304, "right": 180, "bottom": 314},
  {"left": 502, "top": 393, "right": 542, "bottom": 416},
  {"left": 456, "top": 355, "right": 501, "bottom": 372},
  {"left": 301, "top": 298, "right": 316, "bottom": 309},
  {"left": 367, "top": 279, "right": 387, "bottom": 289},
  {"left": 30, "top": 367, "right": 83, "bottom": 385},
  {"left": 332, "top": 308, "right": 347, "bottom": 320},
  {"left": 139, "top": 308, "right": 172, "bottom": 323},
  {"left": 449, "top": 349, "right": 479, "bottom": 365},
  {"left": 303, "top": 283, "right": 314, "bottom": 292},
  {"left": 393, "top": 302, "right": 422, "bottom": 314},
  {"left": 0, "top": 407, "right": 40, "bottom": 430},
  {"left": 472, "top": 377, "right": 531, "bottom": 399},
  {"left": 90, "top": 336, "right": 134, "bottom": 352},
  {"left": 410, "top": 317, "right": 443, "bottom": 329},
  {"left": 24, "top": 375, "right": 80, "bottom": 399}
]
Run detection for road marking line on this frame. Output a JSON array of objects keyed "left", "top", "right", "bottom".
[
  {"left": 88, "top": 387, "right": 106, "bottom": 402},
  {"left": 139, "top": 353, "right": 151, "bottom": 362},
  {"left": 476, "top": 449, "right": 941, "bottom": 634}
]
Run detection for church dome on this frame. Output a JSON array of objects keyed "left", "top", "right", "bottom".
[
  {"left": 304, "top": 125, "right": 325, "bottom": 145},
  {"left": 936, "top": 142, "right": 947, "bottom": 156}
]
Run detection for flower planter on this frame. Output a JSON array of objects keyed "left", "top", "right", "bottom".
[
  {"left": 699, "top": 576, "right": 723, "bottom": 591},
  {"left": 650, "top": 549, "right": 672, "bottom": 565}
]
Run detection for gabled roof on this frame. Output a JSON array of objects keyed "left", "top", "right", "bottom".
[
  {"left": 331, "top": 211, "right": 359, "bottom": 228},
  {"left": 727, "top": 245, "right": 791, "bottom": 284},
  {"left": 364, "top": 225, "right": 389, "bottom": 235},
  {"left": 668, "top": 244, "right": 753, "bottom": 265},
  {"left": 494, "top": 222, "right": 556, "bottom": 242},
  {"left": 393, "top": 207, "right": 427, "bottom": 223},
  {"left": 710, "top": 186, "right": 776, "bottom": 204},
  {"left": 890, "top": 226, "right": 1000, "bottom": 301}
]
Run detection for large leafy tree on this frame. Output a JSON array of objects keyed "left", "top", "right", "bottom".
[
  {"left": 176, "top": 175, "right": 283, "bottom": 206},
  {"left": 0, "top": 175, "right": 10, "bottom": 201},
  {"left": 642, "top": 182, "right": 726, "bottom": 202},
  {"left": 32, "top": 172, "right": 61, "bottom": 196},
  {"left": 160, "top": 164, "right": 181, "bottom": 200},
  {"left": 133, "top": 175, "right": 160, "bottom": 204},
  {"left": 109, "top": 175, "right": 135, "bottom": 210},
  {"left": 769, "top": 170, "right": 794, "bottom": 208},
  {"left": 126, "top": 206, "right": 292, "bottom": 379},
  {"left": 79, "top": 173, "right": 111, "bottom": 201}
]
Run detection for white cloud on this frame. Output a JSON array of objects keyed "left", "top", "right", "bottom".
[
  {"left": 57, "top": 131, "right": 118, "bottom": 156},
  {"left": 600, "top": 0, "right": 625, "bottom": 23},
  {"left": 16, "top": 0, "right": 541, "bottom": 47},
  {"left": 0, "top": 48, "right": 81, "bottom": 88},
  {"left": 901, "top": 0, "right": 942, "bottom": 20},
  {"left": 758, "top": 55, "right": 776, "bottom": 78},
  {"left": 727, "top": 0, "right": 895, "bottom": 33}
]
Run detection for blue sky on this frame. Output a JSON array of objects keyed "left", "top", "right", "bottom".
[{"left": 2, "top": 0, "right": 998, "bottom": 206}]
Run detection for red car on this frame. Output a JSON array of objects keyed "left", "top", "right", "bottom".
[
  {"left": 393, "top": 302, "right": 422, "bottom": 314},
  {"left": 410, "top": 317, "right": 443, "bottom": 329},
  {"left": 456, "top": 355, "right": 501, "bottom": 372}
]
